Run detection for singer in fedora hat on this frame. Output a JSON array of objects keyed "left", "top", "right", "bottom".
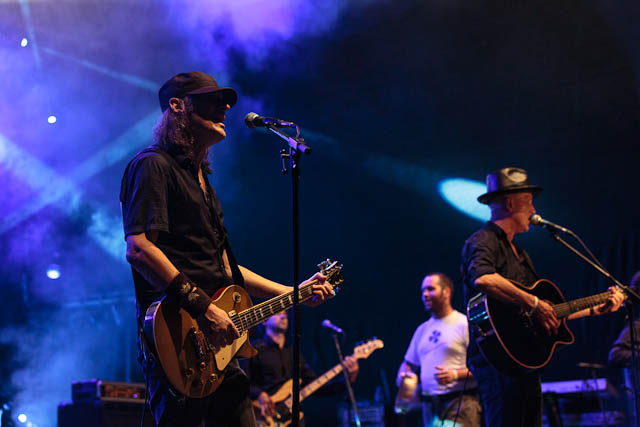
[{"left": 460, "top": 167, "right": 624, "bottom": 427}]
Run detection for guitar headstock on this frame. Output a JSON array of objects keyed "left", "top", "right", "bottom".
[
  {"left": 318, "top": 259, "right": 344, "bottom": 293},
  {"left": 352, "top": 338, "right": 384, "bottom": 360}
]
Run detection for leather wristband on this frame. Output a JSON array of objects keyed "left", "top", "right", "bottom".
[{"left": 166, "top": 273, "right": 212, "bottom": 318}]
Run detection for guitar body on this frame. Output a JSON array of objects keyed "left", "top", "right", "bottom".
[
  {"left": 143, "top": 260, "right": 344, "bottom": 399},
  {"left": 253, "top": 379, "right": 303, "bottom": 427},
  {"left": 144, "top": 285, "right": 258, "bottom": 398},
  {"left": 467, "top": 279, "right": 575, "bottom": 376}
]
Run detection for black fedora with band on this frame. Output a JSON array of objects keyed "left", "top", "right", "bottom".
[{"left": 477, "top": 167, "right": 543, "bottom": 204}]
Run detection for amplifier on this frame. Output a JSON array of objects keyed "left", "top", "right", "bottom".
[
  {"left": 72, "top": 379, "right": 146, "bottom": 404},
  {"left": 338, "top": 401, "right": 385, "bottom": 427},
  {"left": 58, "top": 400, "right": 155, "bottom": 427}
]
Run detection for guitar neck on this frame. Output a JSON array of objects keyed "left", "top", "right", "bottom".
[
  {"left": 300, "top": 361, "right": 346, "bottom": 402},
  {"left": 554, "top": 291, "right": 610, "bottom": 318},
  {"left": 236, "top": 281, "right": 320, "bottom": 332},
  {"left": 282, "top": 359, "right": 347, "bottom": 407}
]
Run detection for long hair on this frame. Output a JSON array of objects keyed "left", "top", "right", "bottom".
[{"left": 152, "top": 97, "right": 211, "bottom": 170}]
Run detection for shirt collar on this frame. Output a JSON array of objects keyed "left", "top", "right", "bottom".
[{"left": 484, "top": 221, "right": 507, "bottom": 239}]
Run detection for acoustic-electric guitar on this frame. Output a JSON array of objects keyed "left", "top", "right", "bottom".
[{"left": 467, "top": 278, "right": 617, "bottom": 376}]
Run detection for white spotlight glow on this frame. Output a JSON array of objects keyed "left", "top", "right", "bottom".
[
  {"left": 46, "top": 264, "right": 61, "bottom": 280},
  {"left": 438, "top": 178, "right": 490, "bottom": 222},
  {"left": 21, "top": 38, "right": 28, "bottom": 47},
  {"left": 18, "top": 413, "right": 27, "bottom": 423},
  {"left": 47, "top": 115, "right": 57, "bottom": 124}
]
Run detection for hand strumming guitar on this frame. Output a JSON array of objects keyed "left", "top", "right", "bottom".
[
  {"left": 203, "top": 303, "right": 240, "bottom": 351},
  {"left": 256, "top": 391, "right": 276, "bottom": 419},
  {"left": 531, "top": 299, "right": 560, "bottom": 336}
]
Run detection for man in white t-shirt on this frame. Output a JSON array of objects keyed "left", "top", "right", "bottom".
[{"left": 396, "top": 273, "right": 481, "bottom": 427}]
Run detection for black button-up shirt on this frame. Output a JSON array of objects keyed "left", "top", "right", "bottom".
[
  {"left": 460, "top": 222, "right": 539, "bottom": 360},
  {"left": 120, "top": 146, "right": 243, "bottom": 323}
]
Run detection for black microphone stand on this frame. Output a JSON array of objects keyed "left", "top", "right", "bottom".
[
  {"left": 330, "top": 332, "right": 361, "bottom": 427},
  {"left": 546, "top": 229, "right": 640, "bottom": 427},
  {"left": 265, "top": 123, "right": 310, "bottom": 427}
]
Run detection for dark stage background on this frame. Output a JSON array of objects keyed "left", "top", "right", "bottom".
[{"left": 1, "top": 0, "right": 639, "bottom": 425}]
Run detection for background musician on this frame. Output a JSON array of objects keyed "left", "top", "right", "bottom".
[
  {"left": 396, "top": 273, "right": 481, "bottom": 427},
  {"left": 245, "top": 312, "right": 359, "bottom": 426}
]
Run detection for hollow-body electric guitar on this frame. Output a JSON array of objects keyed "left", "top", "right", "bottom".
[
  {"left": 467, "top": 278, "right": 616, "bottom": 376},
  {"left": 253, "top": 338, "right": 384, "bottom": 427},
  {"left": 143, "top": 260, "right": 344, "bottom": 398}
]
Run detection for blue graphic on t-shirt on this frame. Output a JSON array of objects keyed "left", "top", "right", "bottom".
[{"left": 429, "top": 330, "right": 441, "bottom": 343}]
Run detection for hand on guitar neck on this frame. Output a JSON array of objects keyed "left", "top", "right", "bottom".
[
  {"left": 298, "top": 271, "right": 334, "bottom": 307},
  {"left": 529, "top": 286, "right": 624, "bottom": 335},
  {"left": 570, "top": 286, "right": 624, "bottom": 319}
]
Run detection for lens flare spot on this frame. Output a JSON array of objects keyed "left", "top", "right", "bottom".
[
  {"left": 21, "top": 37, "right": 28, "bottom": 47},
  {"left": 46, "top": 264, "right": 61, "bottom": 280},
  {"left": 18, "top": 413, "right": 27, "bottom": 423},
  {"left": 47, "top": 115, "right": 57, "bottom": 124},
  {"left": 437, "top": 178, "right": 490, "bottom": 222}
]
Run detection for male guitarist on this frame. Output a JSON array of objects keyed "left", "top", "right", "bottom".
[
  {"left": 120, "top": 71, "right": 334, "bottom": 427},
  {"left": 245, "top": 312, "right": 359, "bottom": 426},
  {"left": 460, "top": 167, "right": 624, "bottom": 427}
]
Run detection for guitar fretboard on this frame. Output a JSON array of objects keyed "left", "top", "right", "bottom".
[
  {"left": 301, "top": 362, "right": 345, "bottom": 401},
  {"left": 230, "top": 281, "right": 320, "bottom": 334},
  {"left": 282, "top": 361, "right": 346, "bottom": 408},
  {"left": 554, "top": 291, "right": 610, "bottom": 318}
]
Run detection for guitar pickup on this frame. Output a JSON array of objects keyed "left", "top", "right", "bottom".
[{"left": 188, "top": 327, "right": 206, "bottom": 359}]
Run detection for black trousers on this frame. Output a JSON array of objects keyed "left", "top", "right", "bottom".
[
  {"left": 470, "top": 361, "right": 542, "bottom": 427},
  {"left": 142, "top": 353, "right": 256, "bottom": 427}
]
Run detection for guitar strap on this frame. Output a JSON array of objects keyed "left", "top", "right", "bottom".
[{"left": 205, "top": 182, "right": 245, "bottom": 289}]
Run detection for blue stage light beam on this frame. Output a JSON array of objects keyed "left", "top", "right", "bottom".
[
  {"left": 41, "top": 47, "right": 158, "bottom": 92},
  {"left": 19, "top": 0, "right": 41, "bottom": 67},
  {"left": 297, "top": 130, "right": 490, "bottom": 223},
  {"left": 0, "top": 110, "right": 158, "bottom": 259},
  {"left": 438, "top": 178, "right": 490, "bottom": 222}
]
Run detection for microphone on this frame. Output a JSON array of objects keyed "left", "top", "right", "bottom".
[
  {"left": 244, "top": 112, "right": 297, "bottom": 129},
  {"left": 529, "top": 214, "right": 569, "bottom": 233},
  {"left": 322, "top": 319, "right": 344, "bottom": 335}
]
